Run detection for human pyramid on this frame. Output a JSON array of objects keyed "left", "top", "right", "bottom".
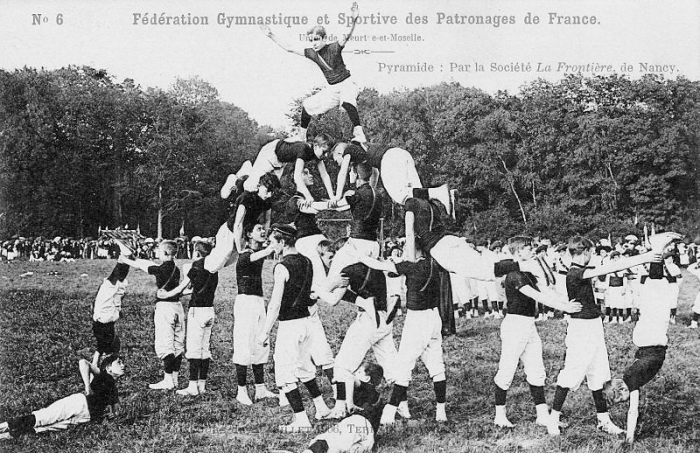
[{"left": 0, "top": 3, "right": 687, "bottom": 451}]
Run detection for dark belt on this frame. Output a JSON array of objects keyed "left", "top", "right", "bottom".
[
  {"left": 358, "top": 307, "right": 394, "bottom": 328},
  {"left": 386, "top": 301, "right": 401, "bottom": 324},
  {"left": 638, "top": 345, "right": 667, "bottom": 352}
]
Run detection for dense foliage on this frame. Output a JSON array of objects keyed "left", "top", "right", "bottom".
[{"left": 1, "top": 67, "right": 698, "bottom": 241}]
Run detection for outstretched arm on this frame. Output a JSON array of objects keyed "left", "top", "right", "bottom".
[
  {"left": 249, "top": 244, "right": 276, "bottom": 262},
  {"left": 294, "top": 159, "right": 315, "bottom": 201},
  {"left": 404, "top": 211, "right": 417, "bottom": 262},
  {"left": 626, "top": 390, "right": 640, "bottom": 443},
  {"left": 518, "top": 285, "right": 581, "bottom": 313},
  {"left": 258, "top": 265, "right": 287, "bottom": 346},
  {"left": 313, "top": 287, "right": 346, "bottom": 307},
  {"left": 300, "top": 199, "right": 325, "bottom": 214},
  {"left": 119, "top": 255, "right": 157, "bottom": 273},
  {"left": 584, "top": 233, "right": 681, "bottom": 280},
  {"left": 79, "top": 359, "right": 99, "bottom": 395},
  {"left": 157, "top": 263, "right": 192, "bottom": 299},
  {"left": 264, "top": 208, "right": 271, "bottom": 231},
  {"left": 339, "top": 2, "right": 360, "bottom": 47},
  {"left": 356, "top": 253, "right": 397, "bottom": 274},
  {"left": 582, "top": 252, "right": 660, "bottom": 280},
  {"left": 260, "top": 25, "right": 305, "bottom": 56},
  {"left": 313, "top": 274, "right": 350, "bottom": 306},
  {"left": 334, "top": 154, "right": 353, "bottom": 201},
  {"left": 346, "top": 376, "right": 361, "bottom": 413},
  {"left": 233, "top": 205, "right": 247, "bottom": 254},
  {"left": 316, "top": 160, "right": 336, "bottom": 201}
]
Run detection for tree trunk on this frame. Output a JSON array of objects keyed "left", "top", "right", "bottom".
[
  {"left": 77, "top": 200, "right": 84, "bottom": 237},
  {"left": 607, "top": 161, "right": 618, "bottom": 210},
  {"left": 499, "top": 157, "right": 527, "bottom": 225},
  {"left": 113, "top": 156, "right": 123, "bottom": 227},
  {"left": 157, "top": 183, "right": 163, "bottom": 240}
]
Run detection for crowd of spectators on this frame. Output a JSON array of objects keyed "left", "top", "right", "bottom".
[{"left": 0, "top": 234, "right": 212, "bottom": 263}]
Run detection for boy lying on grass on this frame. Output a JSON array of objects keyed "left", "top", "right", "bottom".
[
  {"left": 0, "top": 355, "right": 124, "bottom": 440},
  {"left": 301, "top": 363, "right": 385, "bottom": 453}
]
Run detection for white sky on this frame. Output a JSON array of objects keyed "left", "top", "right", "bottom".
[{"left": 2, "top": 0, "right": 699, "bottom": 129}]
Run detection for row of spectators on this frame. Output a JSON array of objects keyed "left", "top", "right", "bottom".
[
  {"left": 0, "top": 235, "right": 210, "bottom": 262},
  {"left": 4, "top": 232, "right": 698, "bottom": 268}
]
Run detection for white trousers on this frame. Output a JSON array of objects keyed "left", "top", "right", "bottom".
[
  {"left": 185, "top": 306, "right": 215, "bottom": 360},
  {"left": 380, "top": 147, "right": 422, "bottom": 205},
  {"left": 154, "top": 301, "right": 185, "bottom": 360},
  {"left": 334, "top": 308, "right": 399, "bottom": 384},
  {"left": 430, "top": 235, "right": 487, "bottom": 281},
  {"left": 207, "top": 223, "right": 238, "bottom": 273},
  {"left": 493, "top": 314, "right": 546, "bottom": 390},
  {"left": 303, "top": 77, "right": 359, "bottom": 116},
  {"left": 328, "top": 238, "right": 379, "bottom": 283},
  {"left": 32, "top": 393, "right": 91, "bottom": 433},
  {"left": 242, "top": 140, "right": 286, "bottom": 192},
  {"left": 232, "top": 295, "right": 270, "bottom": 365},
  {"left": 395, "top": 308, "right": 445, "bottom": 387},
  {"left": 274, "top": 318, "right": 316, "bottom": 387},
  {"left": 309, "top": 414, "right": 374, "bottom": 453},
  {"left": 308, "top": 304, "right": 335, "bottom": 368},
  {"left": 555, "top": 318, "right": 611, "bottom": 391},
  {"left": 296, "top": 233, "right": 328, "bottom": 290}
]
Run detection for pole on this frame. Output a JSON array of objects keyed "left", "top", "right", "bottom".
[{"left": 379, "top": 217, "right": 385, "bottom": 258}]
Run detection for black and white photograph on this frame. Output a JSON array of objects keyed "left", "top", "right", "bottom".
[{"left": 1, "top": 0, "right": 700, "bottom": 451}]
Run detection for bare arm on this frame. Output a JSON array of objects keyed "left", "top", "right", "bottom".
[
  {"left": 79, "top": 359, "right": 98, "bottom": 395},
  {"left": 346, "top": 377, "right": 361, "bottom": 413},
  {"left": 296, "top": 196, "right": 338, "bottom": 214},
  {"left": 106, "top": 403, "right": 119, "bottom": 419},
  {"left": 249, "top": 245, "right": 276, "bottom": 262},
  {"left": 339, "top": 2, "right": 360, "bottom": 47},
  {"left": 335, "top": 154, "right": 353, "bottom": 200},
  {"left": 233, "top": 205, "right": 247, "bottom": 254},
  {"left": 582, "top": 252, "right": 661, "bottom": 280},
  {"left": 258, "top": 265, "right": 288, "bottom": 345},
  {"left": 518, "top": 285, "right": 581, "bottom": 313},
  {"left": 314, "top": 274, "right": 351, "bottom": 306},
  {"left": 120, "top": 256, "right": 156, "bottom": 273},
  {"left": 333, "top": 196, "right": 350, "bottom": 209},
  {"left": 260, "top": 25, "right": 305, "bottom": 56},
  {"left": 157, "top": 263, "right": 192, "bottom": 299},
  {"left": 313, "top": 287, "right": 346, "bottom": 307},
  {"left": 316, "top": 160, "right": 336, "bottom": 201},
  {"left": 301, "top": 200, "right": 325, "bottom": 214},
  {"left": 626, "top": 390, "right": 639, "bottom": 443},
  {"left": 356, "top": 253, "right": 397, "bottom": 274},
  {"left": 404, "top": 211, "right": 417, "bottom": 262},
  {"left": 294, "top": 159, "right": 315, "bottom": 201}
]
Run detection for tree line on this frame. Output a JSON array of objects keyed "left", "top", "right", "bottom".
[{"left": 1, "top": 66, "right": 698, "bottom": 242}]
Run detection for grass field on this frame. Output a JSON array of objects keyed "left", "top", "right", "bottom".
[{"left": 2, "top": 259, "right": 700, "bottom": 452}]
